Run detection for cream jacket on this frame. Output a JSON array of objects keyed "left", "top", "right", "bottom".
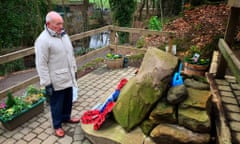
[{"left": 34, "top": 29, "right": 77, "bottom": 91}]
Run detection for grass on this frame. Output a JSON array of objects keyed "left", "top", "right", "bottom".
[
  {"left": 52, "top": 0, "right": 110, "bottom": 8},
  {"left": 89, "top": 0, "right": 110, "bottom": 8}
]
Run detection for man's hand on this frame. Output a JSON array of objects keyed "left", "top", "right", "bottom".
[{"left": 45, "top": 84, "right": 54, "bottom": 97}]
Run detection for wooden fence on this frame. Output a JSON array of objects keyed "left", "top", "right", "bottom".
[
  {"left": 0, "top": 25, "right": 173, "bottom": 100},
  {"left": 217, "top": 39, "right": 240, "bottom": 83}
]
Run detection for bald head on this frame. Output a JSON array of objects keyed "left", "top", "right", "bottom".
[
  {"left": 46, "top": 11, "right": 64, "bottom": 34},
  {"left": 46, "top": 11, "right": 63, "bottom": 23}
]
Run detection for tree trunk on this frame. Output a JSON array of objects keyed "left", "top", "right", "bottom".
[
  {"left": 138, "top": 0, "right": 146, "bottom": 21},
  {"left": 82, "top": 0, "right": 89, "bottom": 32},
  {"left": 146, "top": 0, "right": 149, "bottom": 18},
  {"left": 61, "top": 0, "right": 68, "bottom": 25},
  {"left": 156, "top": 0, "right": 160, "bottom": 17},
  {"left": 152, "top": 0, "right": 156, "bottom": 15},
  {"left": 82, "top": 0, "right": 90, "bottom": 49},
  {"left": 160, "top": 0, "right": 163, "bottom": 27},
  {"left": 98, "top": 0, "right": 105, "bottom": 25},
  {"left": 46, "top": 0, "right": 52, "bottom": 10}
]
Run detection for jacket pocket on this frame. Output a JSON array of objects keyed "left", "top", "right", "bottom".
[{"left": 54, "top": 68, "right": 70, "bottom": 84}]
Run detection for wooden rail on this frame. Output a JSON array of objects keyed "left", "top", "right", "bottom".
[
  {"left": 110, "top": 25, "right": 174, "bottom": 36},
  {"left": 75, "top": 46, "right": 109, "bottom": 63},
  {"left": 206, "top": 73, "right": 232, "bottom": 144},
  {"left": 0, "top": 25, "right": 172, "bottom": 65},
  {"left": 228, "top": 0, "right": 240, "bottom": 8},
  {"left": 0, "top": 26, "right": 111, "bottom": 65},
  {"left": 0, "top": 47, "right": 35, "bottom": 65},
  {"left": 70, "top": 25, "right": 111, "bottom": 41},
  {"left": 0, "top": 25, "right": 173, "bottom": 100},
  {"left": 217, "top": 38, "right": 240, "bottom": 84},
  {"left": 109, "top": 44, "right": 147, "bottom": 54},
  {"left": 0, "top": 76, "right": 39, "bottom": 100}
]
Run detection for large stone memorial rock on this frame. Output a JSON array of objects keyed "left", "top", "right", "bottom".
[{"left": 113, "top": 48, "right": 178, "bottom": 131}]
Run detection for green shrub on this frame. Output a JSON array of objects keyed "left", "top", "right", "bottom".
[
  {"left": 0, "top": 1, "right": 48, "bottom": 51},
  {"left": 148, "top": 16, "right": 162, "bottom": 31}
]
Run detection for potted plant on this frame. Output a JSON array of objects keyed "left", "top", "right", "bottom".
[
  {"left": 183, "top": 45, "right": 210, "bottom": 76},
  {"left": 0, "top": 85, "right": 46, "bottom": 130},
  {"left": 105, "top": 53, "right": 124, "bottom": 69}
]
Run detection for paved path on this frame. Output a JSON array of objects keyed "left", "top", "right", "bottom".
[
  {"left": 215, "top": 76, "right": 240, "bottom": 144},
  {"left": 0, "top": 66, "right": 136, "bottom": 144},
  {"left": 1, "top": 65, "right": 240, "bottom": 144}
]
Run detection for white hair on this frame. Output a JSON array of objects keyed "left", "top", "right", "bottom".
[
  {"left": 46, "top": 14, "right": 51, "bottom": 23},
  {"left": 46, "top": 12, "right": 53, "bottom": 23}
]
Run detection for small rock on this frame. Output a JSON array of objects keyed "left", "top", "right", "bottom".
[
  {"left": 184, "top": 79, "right": 210, "bottom": 90},
  {"left": 167, "top": 84, "right": 188, "bottom": 104}
]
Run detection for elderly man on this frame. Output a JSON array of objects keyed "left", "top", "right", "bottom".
[{"left": 34, "top": 11, "right": 79, "bottom": 137}]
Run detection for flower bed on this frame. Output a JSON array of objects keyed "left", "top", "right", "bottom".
[{"left": 0, "top": 85, "right": 46, "bottom": 130}]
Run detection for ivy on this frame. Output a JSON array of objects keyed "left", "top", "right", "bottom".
[
  {"left": 0, "top": 0, "right": 48, "bottom": 53},
  {"left": 0, "top": 59, "right": 25, "bottom": 76}
]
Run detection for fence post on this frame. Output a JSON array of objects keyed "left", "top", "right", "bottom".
[{"left": 110, "top": 27, "right": 117, "bottom": 52}]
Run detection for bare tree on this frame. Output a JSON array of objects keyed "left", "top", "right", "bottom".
[
  {"left": 46, "top": 0, "right": 52, "bottom": 10},
  {"left": 61, "top": 0, "right": 69, "bottom": 30},
  {"left": 138, "top": 0, "right": 146, "bottom": 21},
  {"left": 82, "top": 0, "right": 89, "bottom": 32},
  {"left": 160, "top": 0, "right": 163, "bottom": 27},
  {"left": 82, "top": 0, "right": 90, "bottom": 49}
]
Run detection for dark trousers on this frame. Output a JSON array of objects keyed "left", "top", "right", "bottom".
[{"left": 50, "top": 87, "right": 73, "bottom": 129}]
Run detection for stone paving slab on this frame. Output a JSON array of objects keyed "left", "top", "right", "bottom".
[
  {"left": 0, "top": 66, "right": 137, "bottom": 144},
  {"left": 217, "top": 76, "right": 240, "bottom": 144},
  {"left": 221, "top": 96, "right": 238, "bottom": 105}
]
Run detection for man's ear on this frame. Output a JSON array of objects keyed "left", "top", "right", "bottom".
[{"left": 46, "top": 22, "right": 50, "bottom": 27}]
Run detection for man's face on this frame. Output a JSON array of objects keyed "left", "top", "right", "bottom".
[{"left": 47, "top": 17, "right": 64, "bottom": 34}]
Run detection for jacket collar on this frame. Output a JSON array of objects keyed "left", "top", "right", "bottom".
[{"left": 45, "top": 24, "right": 66, "bottom": 38}]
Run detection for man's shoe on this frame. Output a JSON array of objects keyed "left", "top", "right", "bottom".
[
  {"left": 66, "top": 117, "right": 80, "bottom": 123},
  {"left": 55, "top": 128, "right": 65, "bottom": 137}
]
